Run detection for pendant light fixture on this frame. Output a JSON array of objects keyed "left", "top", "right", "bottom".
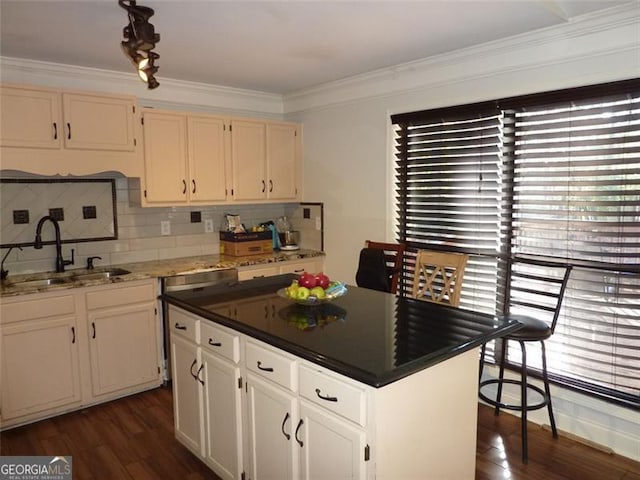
[{"left": 119, "top": 0, "right": 160, "bottom": 89}]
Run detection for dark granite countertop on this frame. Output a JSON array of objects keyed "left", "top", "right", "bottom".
[{"left": 162, "top": 274, "right": 521, "bottom": 388}]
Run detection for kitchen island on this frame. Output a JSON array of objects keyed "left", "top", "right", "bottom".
[{"left": 163, "top": 274, "right": 521, "bottom": 480}]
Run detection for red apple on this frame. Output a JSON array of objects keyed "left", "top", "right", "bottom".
[
  {"left": 314, "top": 272, "right": 330, "bottom": 289},
  {"left": 298, "top": 272, "right": 317, "bottom": 289}
]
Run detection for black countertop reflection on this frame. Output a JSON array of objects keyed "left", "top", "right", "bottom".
[{"left": 162, "top": 274, "right": 521, "bottom": 388}]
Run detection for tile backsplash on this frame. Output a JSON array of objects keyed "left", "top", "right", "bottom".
[
  {"left": 0, "top": 177, "right": 301, "bottom": 276},
  {"left": 1, "top": 179, "right": 116, "bottom": 246}
]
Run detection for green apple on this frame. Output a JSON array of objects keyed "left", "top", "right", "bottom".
[
  {"left": 296, "top": 287, "right": 310, "bottom": 301},
  {"left": 310, "top": 286, "right": 326, "bottom": 299}
]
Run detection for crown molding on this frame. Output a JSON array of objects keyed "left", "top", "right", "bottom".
[
  {"left": 0, "top": 57, "right": 284, "bottom": 116},
  {"left": 283, "top": 2, "right": 640, "bottom": 113}
]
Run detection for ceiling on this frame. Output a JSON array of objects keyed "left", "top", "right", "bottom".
[{"left": 0, "top": 1, "right": 632, "bottom": 95}]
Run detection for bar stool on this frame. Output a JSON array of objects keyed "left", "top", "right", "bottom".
[{"left": 478, "top": 257, "right": 572, "bottom": 463}]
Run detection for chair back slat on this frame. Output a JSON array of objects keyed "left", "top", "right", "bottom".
[
  {"left": 506, "top": 258, "right": 573, "bottom": 333},
  {"left": 412, "top": 250, "right": 469, "bottom": 307}
]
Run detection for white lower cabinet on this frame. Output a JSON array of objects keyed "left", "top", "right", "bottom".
[
  {"left": 170, "top": 305, "right": 369, "bottom": 480},
  {"left": 201, "top": 349, "right": 243, "bottom": 480},
  {"left": 0, "top": 279, "right": 162, "bottom": 429},
  {"left": 1, "top": 315, "right": 81, "bottom": 421},
  {"left": 86, "top": 282, "right": 159, "bottom": 398},
  {"left": 171, "top": 333, "right": 204, "bottom": 455},
  {"left": 298, "top": 400, "right": 366, "bottom": 480},
  {"left": 246, "top": 373, "right": 298, "bottom": 480}
]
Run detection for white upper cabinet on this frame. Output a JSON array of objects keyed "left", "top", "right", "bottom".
[
  {"left": 0, "top": 86, "right": 61, "bottom": 149},
  {"left": 62, "top": 93, "right": 136, "bottom": 151},
  {"left": 231, "top": 119, "right": 301, "bottom": 203},
  {"left": 0, "top": 84, "right": 142, "bottom": 177},
  {"left": 188, "top": 115, "right": 228, "bottom": 203},
  {"left": 0, "top": 85, "right": 136, "bottom": 152},
  {"left": 139, "top": 109, "right": 229, "bottom": 206},
  {"left": 142, "top": 109, "right": 189, "bottom": 204},
  {"left": 267, "top": 122, "right": 299, "bottom": 201}
]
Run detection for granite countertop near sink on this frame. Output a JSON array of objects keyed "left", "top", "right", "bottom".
[{"left": 0, "top": 249, "right": 325, "bottom": 297}]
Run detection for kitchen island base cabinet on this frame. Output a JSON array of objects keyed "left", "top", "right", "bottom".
[
  {"left": 372, "top": 348, "right": 479, "bottom": 480},
  {"left": 201, "top": 349, "right": 243, "bottom": 480},
  {"left": 298, "top": 400, "right": 366, "bottom": 480},
  {"left": 171, "top": 334, "right": 204, "bottom": 456},
  {"left": 245, "top": 373, "right": 298, "bottom": 480}
]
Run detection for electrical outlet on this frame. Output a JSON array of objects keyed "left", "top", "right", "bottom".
[
  {"left": 315, "top": 216, "right": 322, "bottom": 230},
  {"left": 204, "top": 219, "right": 214, "bottom": 233},
  {"left": 161, "top": 220, "right": 171, "bottom": 236}
]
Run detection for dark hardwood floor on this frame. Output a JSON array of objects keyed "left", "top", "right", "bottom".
[{"left": 2, "top": 386, "right": 639, "bottom": 480}]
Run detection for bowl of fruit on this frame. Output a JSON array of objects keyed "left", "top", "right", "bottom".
[{"left": 278, "top": 272, "right": 347, "bottom": 306}]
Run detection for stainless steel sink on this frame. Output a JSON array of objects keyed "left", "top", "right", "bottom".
[
  {"left": 7, "top": 277, "right": 71, "bottom": 288},
  {"left": 72, "top": 268, "right": 131, "bottom": 281}
]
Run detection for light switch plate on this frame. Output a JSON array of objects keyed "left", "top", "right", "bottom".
[
  {"left": 161, "top": 220, "right": 171, "bottom": 236},
  {"left": 204, "top": 219, "right": 214, "bottom": 233}
]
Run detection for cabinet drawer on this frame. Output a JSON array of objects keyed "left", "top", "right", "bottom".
[
  {"left": 200, "top": 321, "right": 240, "bottom": 363},
  {"left": 1, "top": 294, "right": 75, "bottom": 324},
  {"left": 169, "top": 306, "right": 200, "bottom": 343},
  {"left": 245, "top": 340, "right": 297, "bottom": 391},
  {"left": 299, "top": 364, "right": 366, "bottom": 426},
  {"left": 237, "top": 266, "right": 279, "bottom": 281},
  {"left": 279, "top": 260, "right": 318, "bottom": 275},
  {"left": 86, "top": 281, "right": 155, "bottom": 310}
]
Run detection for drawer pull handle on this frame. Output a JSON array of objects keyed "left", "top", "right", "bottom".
[
  {"left": 67, "top": 122, "right": 71, "bottom": 140},
  {"left": 190, "top": 359, "right": 197, "bottom": 379},
  {"left": 208, "top": 338, "right": 222, "bottom": 347},
  {"left": 71, "top": 326, "right": 75, "bottom": 344},
  {"left": 281, "top": 412, "right": 291, "bottom": 440},
  {"left": 257, "top": 361, "right": 274, "bottom": 372},
  {"left": 295, "top": 419, "right": 304, "bottom": 447},
  {"left": 92, "top": 322, "right": 96, "bottom": 339},
  {"left": 196, "top": 364, "right": 205, "bottom": 385},
  {"left": 53, "top": 122, "right": 58, "bottom": 140},
  {"left": 192, "top": 179, "right": 196, "bottom": 194},
  {"left": 269, "top": 180, "right": 273, "bottom": 192},
  {"left": 182, "top": 179, "right": 187, "bottom": 194},
  {"left": 175, "top": 323, "right": 187, "bottom": 330},
  {"left": 315, "top": 388, "right": 338, "bottom": 402}
]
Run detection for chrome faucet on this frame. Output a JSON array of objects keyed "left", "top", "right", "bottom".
[{"left": 34, "top": 216, "right": 74, "bottom": 273}]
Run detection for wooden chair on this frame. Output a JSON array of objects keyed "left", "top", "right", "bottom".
[
  {"left": 362, "top": 240, "right": 406, "bottom": 294},
  {"left": 411, "top": 250, "right": 469, "bottom": 307}
]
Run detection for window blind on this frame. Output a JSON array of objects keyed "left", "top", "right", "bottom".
[
  {"left": 392, "top": 79, "right": 640, "bottom": 407},
  {"left": 508, "top": 92, "right": 640, "bottom": 404},
  {"left": 393, "top": 108, "right": 502, "bottom": 314}
]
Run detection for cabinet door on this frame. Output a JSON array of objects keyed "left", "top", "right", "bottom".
[
  {"left": 87, "top": 303, "right": 159, "bottom": 397},
  {"left": 171, "top": 335, "right": 204, "bottom": 455},
  {"left": 231, "top": 119, "right": 266, "bottom": 201},
  {"left": 62, "top": 93, "right": 135, "bottom": 151},
  {"left": 142, "top": 110, "right": 189, "bottom": 203},
  {"left": 1, "top": 316, "right": 81, "bottom": 420},
  {"left": 267, "top": 122, "right": 299, "bottom": 200},
  {"left": 188, "top": 115, "right": 228, "bottom": 203},
  {"left": 201, "top": 350, "right": 243, "bottom": 480},
  {"left": 246, "top": 373, "right": 297, "bottom": 480},
  {"left": 298, "top": 400, "right": 367, "bottom": 480},
  {"left": 0, "top": 86, "right": 61, "bottom": 149}
]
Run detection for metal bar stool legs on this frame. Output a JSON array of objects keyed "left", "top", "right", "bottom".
[{"left": 479, "top": 337, "right": 557, "bottom": 463}]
